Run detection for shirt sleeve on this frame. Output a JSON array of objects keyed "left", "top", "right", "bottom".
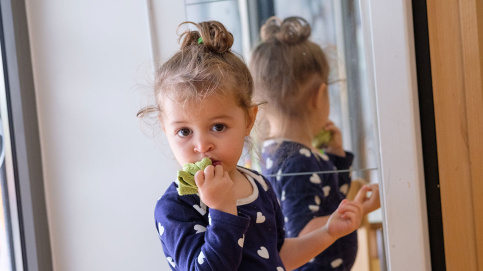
[{"left": 155, "top": 184, "right": 250, "bottom": 271}]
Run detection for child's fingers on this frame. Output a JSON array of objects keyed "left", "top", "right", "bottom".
[
  {"left": 363, "top": 184, "right": 381, "bottom": 213},
  {"left": 323, "top": 120, "right": 340, "bottom": 133},
  {"left": 368, "top": 184, "right": 379, "bottom": 195},
  {"left": 324, "top": 120, "right": 335, "bottom": 128},
  {"left": 340, "top": 209, "right": 357, "bottom": 221},
  {"left": 338, "top": 200, "right": 363, "bottom": 216},
  {"left": 353, "top": 185, "right": 370, "bottom": 204},
  {"left": 337, "top": 199, "right": 348, "bottom": 213},
  {"left": 202, "top": 165, "right": 215, "bottom": 183},
  {"left": 323, "top": 122, "right": 335, "bottom": 131},
  {"left": 337, "top": 200, "right": 354, "bottom": 215},
  {"left": 194, "top": 169, "right": 205, "bottom": 187}
]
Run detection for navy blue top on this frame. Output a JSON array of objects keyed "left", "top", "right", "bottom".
[
  {"left": 262, "top": 139, "right": 357, "bottom": 271},
  {"left": 155, "top": 167, "right": 287, "bottom": 270}
]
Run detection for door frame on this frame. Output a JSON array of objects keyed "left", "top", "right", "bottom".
[
  {"left": 362, "top": 0, "right": 432, "bottom": 270},
  {"left": 426, "top": 0, "right": 483, "bottom": 270}
]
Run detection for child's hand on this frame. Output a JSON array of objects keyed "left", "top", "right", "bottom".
[
  {"left": 323, "top": 120, "right": 345, "bottom": 157},
  {"left": 194, "top": 165, "right": 237, "bottom": 215},
  {"left": 325, "top": 191, "right": 364, "bottom": 239},
  {"left": 359, "top": 184, "right": 381, "bottom": 214}
]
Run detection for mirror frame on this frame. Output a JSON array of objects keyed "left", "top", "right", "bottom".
[
  {"left": 149, "top": 0, "right": 433, "bottom": 269},
  {"left": 361, "top": 0, "right": 431, "bottom": 269}
]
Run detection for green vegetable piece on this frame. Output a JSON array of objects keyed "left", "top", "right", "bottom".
[
  {"left": 312, "top": 129, "right": 332, "bottom": 149},
  {"left": 176, "top": 157, "right": 212, "bottom": 196}
]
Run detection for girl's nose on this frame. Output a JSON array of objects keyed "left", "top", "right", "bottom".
[{"left": 193, "top": 135, "right": 214, "bottom": 153}]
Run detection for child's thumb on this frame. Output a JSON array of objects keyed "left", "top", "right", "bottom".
[{"left": 354, "top": 185, "right": 369, "bottom": 203}]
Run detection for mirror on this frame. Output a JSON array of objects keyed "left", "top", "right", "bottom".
[{"left": 181, "top": 0, "right": 384, "bottom": 270}]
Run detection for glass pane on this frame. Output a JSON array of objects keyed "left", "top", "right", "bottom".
[
  {"left": 185, "top": 1, "right": 385, "bottom": 270},
  {"left": 0, "top": 36, "right": 19, "bottom": 271},
  {"left": 185, "top": 0, "right": 244, "bottom": 55},
  {"left": 0, "top": 124, "right": 13, "bottom": 271}
]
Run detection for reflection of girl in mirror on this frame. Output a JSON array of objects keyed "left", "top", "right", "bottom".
[
  {"left": 250, "top": 16, "right": 380, "bottom": 271},
  {"left": 139, "top": 20, "right": 368, "bottom": 271}
]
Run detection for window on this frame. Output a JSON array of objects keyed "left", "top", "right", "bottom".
[{"left": 0, "top": 0, "right": 52, "bottom": 270}]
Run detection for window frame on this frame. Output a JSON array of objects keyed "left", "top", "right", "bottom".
[{"left": 0, "top": 0, "right": 52, "bottom": 270}]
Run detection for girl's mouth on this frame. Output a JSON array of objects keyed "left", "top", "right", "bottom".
[{"left": 211, "top": 159, "right": 221, "bottom": 166}]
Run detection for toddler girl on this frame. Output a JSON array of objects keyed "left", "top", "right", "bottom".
[
  {"left": 250, "top": 16, "right": 380, "bottom": 270},
  {"left": 140, "top": 20, "right": 367, "bottom": 271}
]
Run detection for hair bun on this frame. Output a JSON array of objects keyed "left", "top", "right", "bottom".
[
  {"left": 178, "top": 21, "right": 234, "bottom": 54},
  {"left": 260, "top": 16, "right": 311, "bottom": 45}
]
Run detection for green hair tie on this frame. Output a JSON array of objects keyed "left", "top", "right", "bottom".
[{"left": 197, "top": 37, "right": 203, "bottom": 44}]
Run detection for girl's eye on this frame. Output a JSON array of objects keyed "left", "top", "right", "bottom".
[
  {"left": 177, "top": 128, "right": 192, "bottom": 137},
  {"left": 211, "top": 123, "right": 226, "bottom": 132}
]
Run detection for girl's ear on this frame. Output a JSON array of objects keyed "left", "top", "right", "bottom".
[
  {"left": 158, "top": 113, "right": 166, "bottom": 133},
  {"left": 312, "top": 83, "right": 328, "bottom": 110},
  {"left": 245, "top": 106, "right": 259, "bottom": 136}
]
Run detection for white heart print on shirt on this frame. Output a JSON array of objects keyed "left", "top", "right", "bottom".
[
  {"left": 320, "top": 153, "right": 329, "bottom": 161},
  {"left": 314, "top": 195, "right": 321, "bottom": 205},
  {"left": 339, "top": 183, "right": 349, "bottom": 195},
  {"left": 193, "top": 203, "right": 207, "bottom": 216},
  {"left": 331, "top": 258, "right": 343, "bottom": 268},
  {"left": 238, "top": 234, "right": 245, "bottom": 248},
  {"left": 309, "top": 205, "right": 320, "bottom": 212},
  {"left": 157, "top": 222, "right": 164, "bottom": 236},
  {"left": 256, "top": 212, "right": 266, "bottom": 223},
  {"left": 194, "top": 224, "right": 206, "bottom": 234},
  {"left": 276, "top": 169, "right": 282, "bottom": 181},
  {"left": 323, "top": 186, "right": 331, "bottom": 197},
  {"left": 277, "top": 267, "right": 285, "bottom": 271},
  {"left": 257, "top": 246, "right": 269, "bottom": 259},
  {"left": 299, "top": 148, "right": 311, "bottom": 157},
  {"left": 198, "top": 251, "right": 205, "bottom": 265},
  {"left": 266, "top": 157, "right": 273, "bottom": 169},
  {"left": 167, "top": 257, "right": 176, "bottom": 267},
  {"left": 310, "top": 173, "right": 321, "bottom": 184},
  {"left": 309, "top": 196, "right": 321, "bottom": 212}
]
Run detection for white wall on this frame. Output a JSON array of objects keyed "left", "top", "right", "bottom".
[{"left": 26, "top": 1, "right": 179, "bottom": 270}]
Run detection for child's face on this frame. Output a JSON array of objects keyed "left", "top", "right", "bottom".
[{"left": 161, "top": 93, "right": 255, "bottom": 175}]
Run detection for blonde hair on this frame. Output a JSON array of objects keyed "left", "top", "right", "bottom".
[
  {"left": 250, "top": 16, "right": 330, "bottom": 138},
  {"left": 138, "top": 20, "right": 255, "bottom": 119}
]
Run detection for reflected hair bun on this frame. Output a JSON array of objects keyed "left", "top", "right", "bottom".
[
  {"left": 178, "top": 20, "right": 234, "bottom": 54},
  {"left": 260, "top": 16, "right": 311, "bottom": 44}
]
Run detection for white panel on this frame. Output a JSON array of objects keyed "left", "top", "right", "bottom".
[
  {"left": 148, "top": 0, "right": 186, "bottom": 63},
  {"left": 26, "top": 1, "right": 180, "bottom": 270},
  {"left": 362, "top": 0, "right": 432, "bottom": 270}
]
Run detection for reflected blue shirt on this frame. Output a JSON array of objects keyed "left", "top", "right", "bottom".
[{"left": 262, "top": 139, "right": 357, "bottom": 271}]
